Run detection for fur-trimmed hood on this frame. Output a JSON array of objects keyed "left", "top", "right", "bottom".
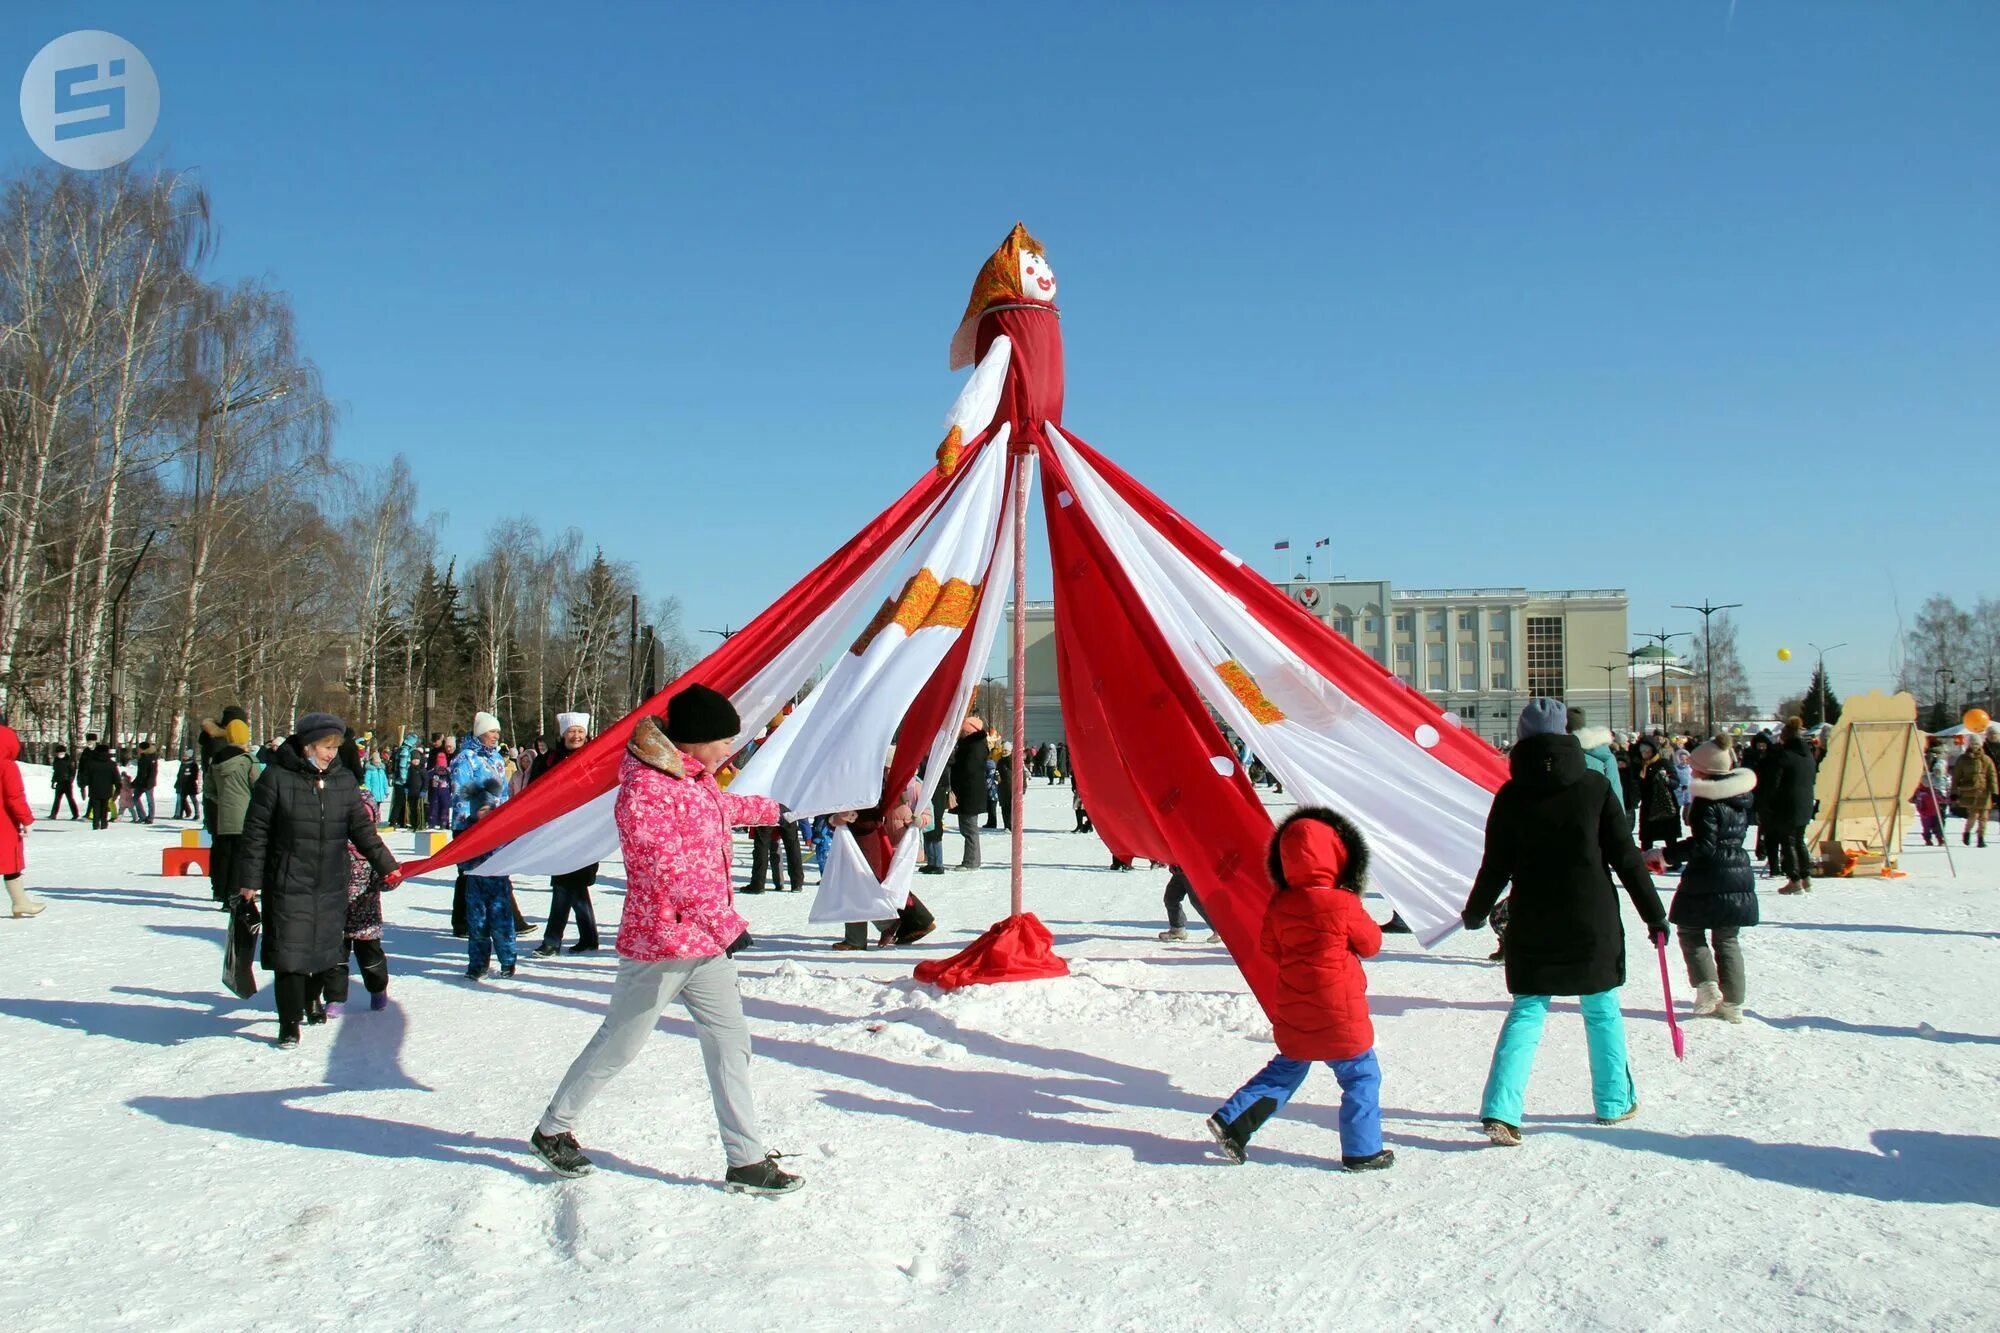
[
  {"left": 627, "top": 714, "right": 689, "bottom": 779},
  {"left": 1573, "top": 725, "right": 1613, "bottom": 752},
  {"left": 1691, "top": 769, "right": 1757, "bottom": 801},
  {"left": 1267, "top": 806, "right": 1370, "bottom": 892}
]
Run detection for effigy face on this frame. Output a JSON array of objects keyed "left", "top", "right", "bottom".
[{"left": 1018, "top": 249, "right": 1056, "bottom": 303}]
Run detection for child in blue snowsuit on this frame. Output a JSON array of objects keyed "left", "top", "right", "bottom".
[
  {"left": 1207, "top": 807, "right": 1393, "bottom": 1172},
  {"left": 452, "top": 724, "right": 517, "bottom": 979}
]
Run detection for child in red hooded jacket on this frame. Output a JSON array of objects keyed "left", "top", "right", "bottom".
[{"left": 1207, "top": 807, "right": 1393, "bottom": 1171}]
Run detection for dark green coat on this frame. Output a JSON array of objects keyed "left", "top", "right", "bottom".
[{"left": 237, "top": 739, "right": 398, "bottom": 975}]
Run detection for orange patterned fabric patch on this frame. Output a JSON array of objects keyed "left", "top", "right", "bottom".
[
  {"left": 921, "top": 578, "right": 980, "bottom": 631},
  {"left": 891, "top": 568, "right": 943, "bottom": 635},
  {"left": 849, "top": 597, "right": 900, "bottom": 656},
  {"left": 1216, "top": 660, "right": 1285, "bottom": 725}
]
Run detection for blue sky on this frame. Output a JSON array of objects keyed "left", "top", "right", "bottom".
[{"left": 5, "top": 2, "right": 1995, "bottom": 706}]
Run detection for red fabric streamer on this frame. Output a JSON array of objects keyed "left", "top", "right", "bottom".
[{"left": 389, "top": 446, "right": 986, "bottom": 884}]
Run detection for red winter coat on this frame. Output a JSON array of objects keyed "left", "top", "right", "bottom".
[
  {"left": 1260, "top": 808, "right": 1382, "bottom": 1062},
  {"left": 0, "top": 725, "right": 36, "bottom": 876}
]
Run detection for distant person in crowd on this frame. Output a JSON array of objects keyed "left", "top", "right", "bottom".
[
  {"left": 173, "top": 750, "right": 200, "bottom": 820},
  {"left": 1157, "top": 864, "right": 1217, "bottom": 943},
  {"left": 388, "top": 735, "right": 412, "bottom": 828},
  {"left": 1206, "top": 808, "right": 1393, "bottom": 1172},
  {"left": 116, "top": 767, "right": 138, "bottom": 822},
  {"left": 920, "top": 760, "right": 948, "bottom": 876},
  {"left": 946, "top": 712, "right": 990, "bottom": 870},
  {"left": 1666, "top": 738, "right": 1758, "bottom": 1024},
  {"left": 1768, "top": 717, "right": 1820, "bottom": 893},
  {"left": 1, "top": 718, "right": 44, "bottom": 918},
  {"left": 132, "top": 741, "right": 158, "bottom": 823},
  {"left": 208, "top": 718, "right": 260, "bottom": 907},
  {"left": 79, "top": 736, "right": 119, "bottom": 830},
  {"left": 1073, "top": 790, "right": 1093, "bottom": 834},
  {"left": 830, "top": 779, "right": 935, "bottom": 951},
  {"left": 982, "top": 743, "right": 1001, "bottom": 831},
  {"left": 235, "top": 713, "right": 398, "bottom": 1049},
  {"left": 1745, "top": 731, "right": 1779, "bottom": 877},
  {"left": 530, "top": 685, "right": 803, "bottom": 1195},
  {"left": 362, "top": 746, "right": 390, "bottom": 810},
  {"left": 454, "top": 711, "right": 522, "bottom": 979},
  {"left": 199, "top": 706, "right": 250, "bottom": 833},
  {"left": 1462, "top": 699, "right": 1666, "bottom": 1148},
  {"left": 1633, "top": 738, "right": 1680, "bottom": 863},
  {"left": 1910, "top": 773, "right": 1946, "bottom": 846},
  {"left": 48, "top": 744, "right": 79, "bottom": 820},
  {"left": 1949, "top": 733, "right": 1996, "bottom": 850},
  {"left": 330, "top": 737, "right": 396, "bottom": 1012},
  {"left": 531, "top": 712, "right": 603, "bottom": 956},
  {"left": 426, "top": 751, "right": 452, "bottom": 829},
  {"left": 994, "top": 742, "right": 1014, "bottom": 832},
  {"left": 1567, "top": 708, "right": 1618, "bottom": 792},
  {"left": 404, "top": 741, "right": 430, "bottom": 831}
]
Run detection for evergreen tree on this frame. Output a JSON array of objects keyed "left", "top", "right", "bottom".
[{"left": 1799, "top": 667, "right": 1843, "bottom": 728}]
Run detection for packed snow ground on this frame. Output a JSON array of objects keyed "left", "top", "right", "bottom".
[{"left": 1, "top": 772, "right": 1995, "bottom": 1331}]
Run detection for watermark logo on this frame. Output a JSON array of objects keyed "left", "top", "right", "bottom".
[{"left": 19, "top": 30, "right": 159, "bottom": 170}]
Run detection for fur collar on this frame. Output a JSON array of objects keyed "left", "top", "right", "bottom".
[
  {"left": 1574, "top": 726, "right": 1613, "bottom": 751},
  {"left": 1691, "top": 769, "right": 1757, "bottom": 801},
  {"left": 627, "top": 715, "right": 687, "bottom": 778}
]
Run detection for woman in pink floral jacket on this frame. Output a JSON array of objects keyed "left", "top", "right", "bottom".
[{"left": 532, "top": 685, "right": 804, "bottom": 1194}]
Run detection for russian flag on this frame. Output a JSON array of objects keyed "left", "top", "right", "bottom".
[{"left": 1273, "top": 540, "right": 1290, "bottom": 551}]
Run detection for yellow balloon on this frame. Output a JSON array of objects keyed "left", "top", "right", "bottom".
[
  {"left": 1776, "top": 647, "right": 1792, "bottom": 662},
  {"left": 1964, "top": 708, "right": 1990, "bottom": 734}
]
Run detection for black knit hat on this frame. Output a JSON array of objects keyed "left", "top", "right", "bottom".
[
  {"left": 294, "top": 711, "right": 346, "bottom": 746},
  {"left": 221, "top": 704, "right": 248, "bottom": 727},
  {"left": 664, "top": 685, "right": 739, "bottom": 744}
]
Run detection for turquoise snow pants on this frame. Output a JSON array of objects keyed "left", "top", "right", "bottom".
[{"left": 1479, "top": 990, "right": 1635, "bottom": 1126}]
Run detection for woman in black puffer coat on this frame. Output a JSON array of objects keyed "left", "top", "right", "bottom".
[
  {"left": 236, "top": 713, "right": 399, "bottom": 1049},
  {"left": 1668, "top": 737, "right": 1758, "bottom": 1024}
]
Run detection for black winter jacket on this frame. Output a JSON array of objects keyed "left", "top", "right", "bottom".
[
  {"left": 1765, "top": 737, "right": 1818, "bottom": 827},
  {"left": 1464, "top": 733, "right": 1667, "bottom": 997},
  {"left": 944, "top": 728, "right": 990, "bottom": 818},
  {"left": 134, "top": 753, "right": 158, "bottom": 790},
  {"left": 1668, "top": 771, "right": 1761, "bottom": 929},
  {"left": 238, "top": 738, "right": 398, "bottom": 975},
  {"left": 51, "top": 754, "right": 74, "bottom": 788},
  {"left": 78, "top": 746, "right": 119, "bottom": 799}
]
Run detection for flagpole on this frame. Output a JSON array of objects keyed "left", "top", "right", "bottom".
[{"left": 1010, "top": 444, "right": 1031, "bottom": 919}]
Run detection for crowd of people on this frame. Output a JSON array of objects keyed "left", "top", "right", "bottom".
[{"left": 0, "top": 677, "right": 1980, "bottom": 1195}]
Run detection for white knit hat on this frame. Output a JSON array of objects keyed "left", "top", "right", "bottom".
[
  {"left": 472, "top": 711, "right": 502, "bottom": 738},
  {"left": 556, "top": 712, "right": 590, "bottom": 735}
]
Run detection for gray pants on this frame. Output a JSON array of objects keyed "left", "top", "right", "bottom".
[
  {"left": 1679, "top": 926, "right": 1746, "bottom": 1005},
  {"left": 539, "top": 954, "right": 766, "bottom": 1168},
  {"left": 957, "top": 811, "right": 983, "bottom": 868}
]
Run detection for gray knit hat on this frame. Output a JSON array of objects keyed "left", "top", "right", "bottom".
[
  {"left": 293, "top": 711, "right": 346, "bottom": 746},
  {"left": 1518, "top": 698, "right": 1569, "bottom": 741}
]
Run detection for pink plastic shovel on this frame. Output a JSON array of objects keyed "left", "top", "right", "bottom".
[{"left": 1655, "top": 938, "right": 1687, "bottom": 1060}]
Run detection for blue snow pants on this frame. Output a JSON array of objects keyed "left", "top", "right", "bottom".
[
  {"left": 1215, "top": 1048, "right": 1383, "bottom": 1158},
  {"left": 1479, "top": 990, "right": 1635, "bottom": 1126},
  {"left": 465, "top": 874, "right": 517, "bottom": 974}
]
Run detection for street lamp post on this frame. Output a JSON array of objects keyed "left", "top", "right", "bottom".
[
  {"left": 1672, "top": 599, "right": 1743, "bottom": 736},
  {"left": 1934, "top": 666, "right": 1954, "bottom": 731},
  {"left": 104, "top": 528, "right": 163, "bottom": 752},
  {"left": 1808, "top": 641, "right": 1847, "bottom": 729},
  {"left": 1635, "top": 629, "right": 1690, "bottom": 733}
]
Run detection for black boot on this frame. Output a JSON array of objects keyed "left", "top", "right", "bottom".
[
  {"left": 1343, "top": 1149, "right": 1396, "bottom": 1172},
  {"left": 276, "top": 1023, "right": 301, "bottom": 1050}
]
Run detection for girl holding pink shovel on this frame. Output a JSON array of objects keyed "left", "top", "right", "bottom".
[{"left": 1461, "top": 699, "right": 1670, "bottom": 1147}]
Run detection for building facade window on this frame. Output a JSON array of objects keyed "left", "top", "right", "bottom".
[
  {"left": 1428, "top": 611, "right": 1446, "bottom": 632},
  {"left": 1491, "top": 611, "right": 1508, "bottom": 631},
  {"left": 1395, "top": 613, "right": 1414, "bottom": 633},
  {"left": 1459, "top": 613, "right": 1476, "bottom": 630},
  {"left": 1395, "top": 643, "right": 1413, "bottom": 663},
  {"left": 1460, "top": 670, "right": 1477, "bottom": 690},
  {"left": 1526, "top": 614, "right": 1565, "bottom": 698}
]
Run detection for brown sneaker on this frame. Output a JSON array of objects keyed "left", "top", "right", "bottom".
[{"left": 1482, "top": 1118, "right": 1522, "bottom": 1147}]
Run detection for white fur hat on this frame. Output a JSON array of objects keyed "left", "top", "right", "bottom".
[
  {"left": 556, "top": 712, "right": 590, "bottom": 736},
  {"left": 472, "top": 711, "right": 501, "bottom": 738}
]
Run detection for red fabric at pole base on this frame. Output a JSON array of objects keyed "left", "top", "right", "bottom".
[{"left": 912, "top": 913, "right": 1069, "bottom": 990}]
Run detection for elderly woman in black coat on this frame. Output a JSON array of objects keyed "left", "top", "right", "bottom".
[
  {"left": 1666, "top": 737, "right": 1758, "bottom": 1024},
  {"left": 237, "top": 713, "right": 399, "bottom": 1049}
]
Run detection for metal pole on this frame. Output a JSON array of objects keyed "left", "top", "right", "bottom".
[
  {"left": 1809, "top": 641, "right": 1847, "bottom": 729},
  {"left": 1009, "top": 450, "right": 1032, "bottom": 919},
  {"left": 1673, "top": 600, "right": 1742, "bottom": 737},
  {"left": 105, "top": 528, "right": 161, "bottom": 751}
]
